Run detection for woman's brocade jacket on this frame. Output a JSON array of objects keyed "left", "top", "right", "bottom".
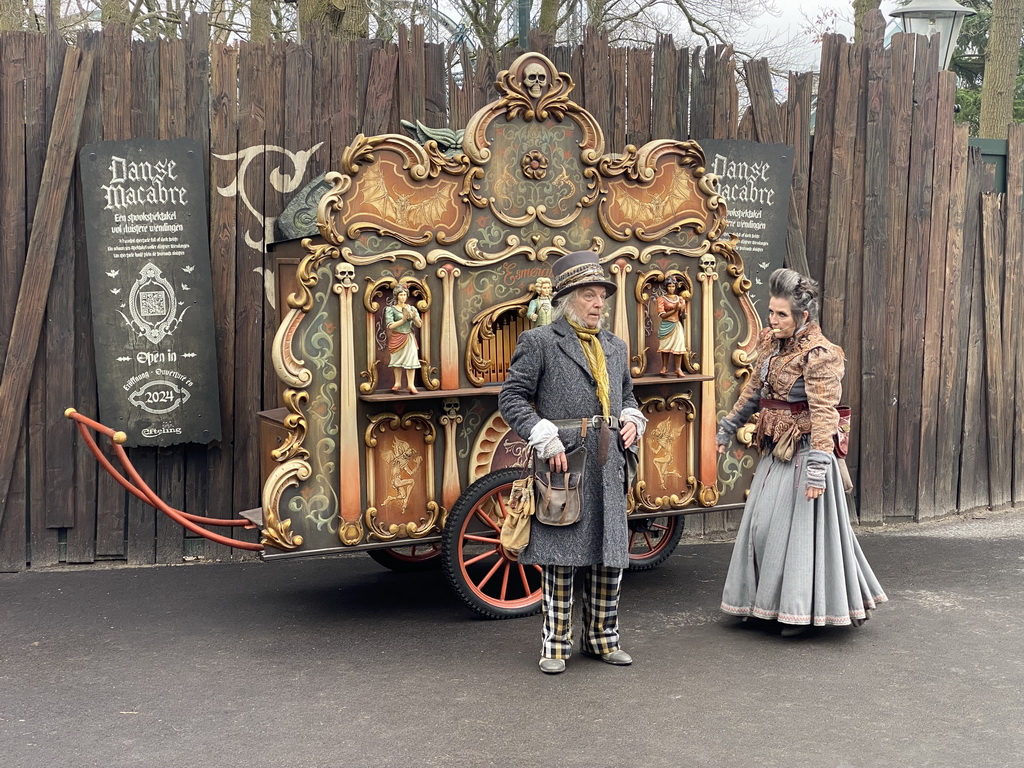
[{"left": 723, "top": 321, "right": 845, "bottom": 454}]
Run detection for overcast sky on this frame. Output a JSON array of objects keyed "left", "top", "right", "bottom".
[{"left": 749, "top": 0, "right": 903, "bottom": 70}]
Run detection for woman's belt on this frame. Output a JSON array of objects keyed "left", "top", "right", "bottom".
[{"left": 759, "top": 398, "right": 809, "bottom": 413}]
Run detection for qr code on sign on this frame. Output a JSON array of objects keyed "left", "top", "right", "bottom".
[{"left": 140, "top": 291, "right": 167, "bottom": 317}]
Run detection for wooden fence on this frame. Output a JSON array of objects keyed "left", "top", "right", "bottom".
[{"left": 0, "top": 10, "right": 1020, "bottom": 571}]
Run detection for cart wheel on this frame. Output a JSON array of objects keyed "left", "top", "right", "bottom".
[
  {"left": 442, "top": 468, "right": 543, "bottom": 619},
  {"left": 368, "top": 543, "right": 442, "bottom": 572},
  {"left": 627, "top": 515, "right": 683, "bottom": 571}
]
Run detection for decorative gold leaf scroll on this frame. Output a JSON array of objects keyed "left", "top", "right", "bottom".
[
  {"left": 600, "top": 141, "right": 728, "bottom": 245},
  {"left": 318, "top": 134, "right": 472, "bottom": 248}
]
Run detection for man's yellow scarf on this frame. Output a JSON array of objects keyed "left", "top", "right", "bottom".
[{"left": 567, "top": 319, "right": 611, "bottom": 420}]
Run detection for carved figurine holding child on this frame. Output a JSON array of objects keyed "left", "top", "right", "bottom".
[{"left": 385, "top": 281, "right": 423, "bottom": 394}]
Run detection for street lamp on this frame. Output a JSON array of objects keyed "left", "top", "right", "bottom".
[{"left": 889, "top": 0, "right": 976, "bottom": 70}]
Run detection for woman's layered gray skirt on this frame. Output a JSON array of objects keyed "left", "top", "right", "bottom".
[{"left": 721, "top": 443, "right": 888, "bottom": 626}]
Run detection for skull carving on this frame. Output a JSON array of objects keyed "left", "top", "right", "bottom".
[
  {"left": 699, "top": 253, "right": 717, "bottom": 273},
  {"left": 523, "top": 62, "right": 548, "bottom": 98},
  {"left": 334, "top": 262, "right": 356, "bottom": 292}
]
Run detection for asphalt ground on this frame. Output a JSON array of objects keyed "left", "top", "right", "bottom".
[{"left": 1, "top": 508, "right": 1022, "bottom": 768}]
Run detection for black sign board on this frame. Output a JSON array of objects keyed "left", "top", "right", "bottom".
[
  {"left": 79, "top": 138, "right": 222, "bottom": 447},
  {"left": 699, "top": 140, "right": 793, "bottom": 313}
]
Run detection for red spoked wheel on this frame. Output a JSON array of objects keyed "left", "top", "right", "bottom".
[
  {"left": 441, "top": 468, "right": 543, "bottom": 619},
  {"left": 627, "top": 515, "right": 683, "bottom": 571},
  {"left": 368, "top": 542, "right": 442, "bottom": 572}
]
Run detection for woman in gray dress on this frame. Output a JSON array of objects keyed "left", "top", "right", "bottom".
[
  {"left": 715, "top": 268, "right": 887, "bottom": 636},
  {"left": 500, "top": 251, "right": 647, "bottom": 674}
]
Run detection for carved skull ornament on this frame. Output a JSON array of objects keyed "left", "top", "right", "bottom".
[
  {"left": 699, "top": 253, "right": 717, "bottom": 272},
  {"left": 334, "top": 262, "right": 356, "bottom": 290},
  {"left": 523, "top": 62, "right": 548, "bottom": 98}
]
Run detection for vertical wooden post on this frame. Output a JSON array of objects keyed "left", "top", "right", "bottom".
[
  {"left": 917, "top": 71, "right": 957, "bottom": 519},
  {"left": 895, "top": 35, "right": 939, "bottom": 520}
]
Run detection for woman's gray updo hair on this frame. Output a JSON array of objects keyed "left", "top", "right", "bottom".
[{"left": 768, "top": 268, "right": 819, "bottom": 322}]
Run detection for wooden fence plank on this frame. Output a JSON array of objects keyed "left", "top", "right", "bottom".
[
  {"left": 958, "top": 163, "right": 997, "bottom": 512},
  {"left": 712, "top": 46, "right": 737, "bottom": 140},
  {"left": 787, "top": 71, "right": 813, "bottom": 242},
  {"left": 28, "top": 30, "right": 66, "bottom": 569},
  {"left": 895, "top": 35, "right": 939, "bottom": 520},
  {"left": 423, "top": 42, "right": 445, "bottom": 129},
  {"left": 0, "top": 32, "right": 30, "bottom": 571},
  {"left": 206, "top": 42, "right": 238, "bottom": 560},
  {"left": 652, "top": 34, "right": 677, "bottom": 141},
  {"left": 263, "top": 41, "right": 286, "bottom": 415},
  {"left": 980, "top": 194, "right": 1011, "bottom": 508},
  {"left": 27, "top": 25, "right": 71, "bottom": 565},
  {"left": 232, "top": 42, "right": 267, "bottom": 539},
  {"left": 676, "top": 47, "right": 690, "bottom": 140},
  {"left": 152, "top": 36, "right": 188, "bottom": 565},
  {"left": 1006, "top": 123, "right": 1024, "bottom": 504},
  {"left": 610, "top": 48, "right": 627, "bottom": 151},
  {"left": 183, "top": 14, "right": 211, "bottom": 179},
  {"left": 934, "top": 132, "right": 976, "bottom": 515},
  {"left": 737, "top": 107, "right": 755, "bottom": 141},
  {"left": 805, "top": 34, "right": 844, "bottom": 286},
  {"left": 183, "top": 15, "right": 212, "bottom": 552},
  {"left": 743, "top": 58, "right": 810, "bottom": 277},
  {"left": 857, "top": 25, "right": 891, "bottom": 524},
  {"left": 0, "top": 47, "right": 93, "bottom": 534},
  {"left": 46, "top": 36, "right": 91, "bottom": 536},
  {"left": 821, "top": 44, "right": 859, "bottom": 342},
  {"left": 583, "top": 28, "right": 611, "bottom": 138},
  {"left": 917, "top": 71, "right": 956, "bottom": 519},
  {"left": 285, "top": 40, "right": 314, "bottom": 171},
  {"left": 101, "top": 24, "right": 131, "bottom": 140},
  {"left": 688, "top": 48, "right": 709, "bottom": 140},
  {"left": 471, "top": 46, "right": 495, "bottom": 115},
  {"left": 362, "top": 46, "right": 397, "bottom": 138},
  {"left": 411, "top": 25, "right": 426, "bottom": 123},
  {"left": 879, "top": 34, "right": 915, "bottom": 520},
  {"left": 308, "top": 33, "right": 331, "bottom": 178},
  {"left": 841, "top": 41, "right": 868, "bottom": 509},
  {"left": 397, "top": 26, "right": 414, "bottom": 128},
  {"left": 333, "top": 39, "right": 357, "bottom": 167},
  {"left": 626, "top": 48, "right": 652, "bottom": 148},
  {"left": 92, "top": 25, "right": 130, "bottom": 559},
  {"left": 23, "top": 32, "right": 61, "bottom": 567},
  {"left": 64, "top": 31, "right": 102, "bottom": 564},
  {"left": 448, "top": 48, "right": 468, "bottom": 132},
  {"left": 126, "top": 40, "right": 159, "bottom": 565},
  {"left": 68, "top": 28, "right": 100, "bottom": 565}
]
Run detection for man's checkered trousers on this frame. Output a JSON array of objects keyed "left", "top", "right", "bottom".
[{"left": 541, "top": 564, "right": 623, "bottom": 659}]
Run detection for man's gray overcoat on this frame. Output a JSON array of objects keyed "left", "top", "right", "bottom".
[{"left": 498, "top": 318, "right": 639, "bottom": 569}]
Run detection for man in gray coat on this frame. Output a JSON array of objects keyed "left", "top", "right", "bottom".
[{"left": 499, "top": 250, "right": 647, "bottom": 675}]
